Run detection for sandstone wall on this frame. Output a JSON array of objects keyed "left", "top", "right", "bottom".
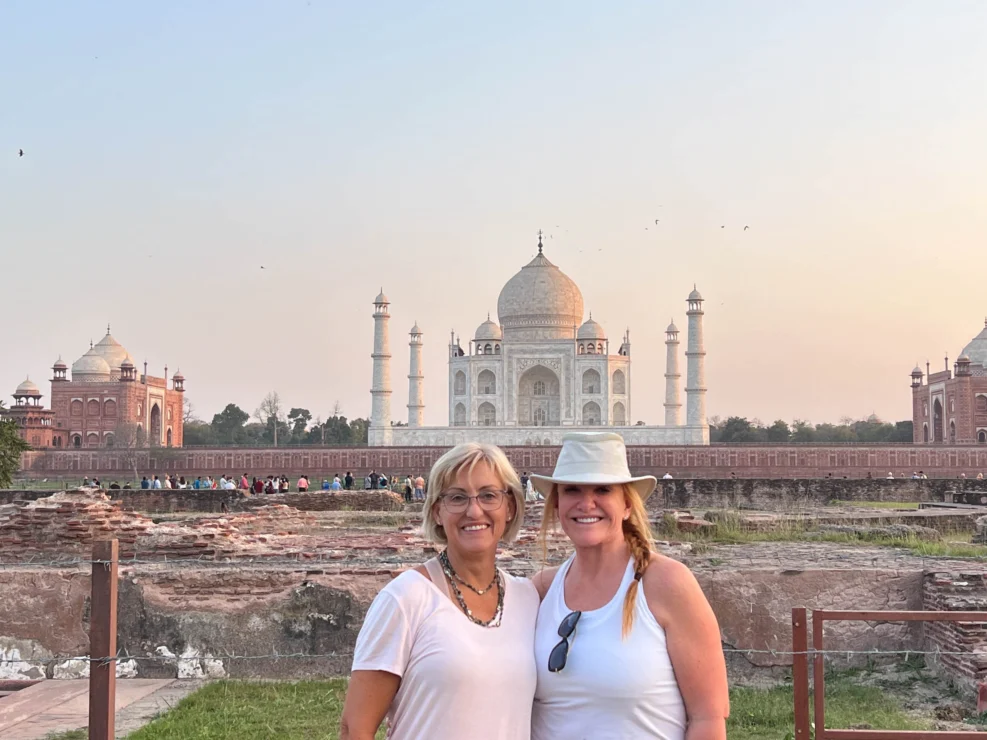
[
  {"left": 0, "top": 564, "right": 929, "bottom": 682},
  {"left": 652, "top": 478, "right": 987, "bottom": 512},
  {"left": 923, "top": 571, "right": 987, "bottom": 694},
  {"left": 19, "top": 444, "right": 987, "bottom": 480}
]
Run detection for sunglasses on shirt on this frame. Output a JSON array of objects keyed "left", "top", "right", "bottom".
[{"left": 547, "top": 610, "right": 582, "bottom": 673}]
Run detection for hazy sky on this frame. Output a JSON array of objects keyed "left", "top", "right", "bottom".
[{"left": 2, "top": 1, "right": 986, "bottom": 428}]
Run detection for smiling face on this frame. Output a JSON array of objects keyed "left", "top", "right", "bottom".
[
  {"left": 555, "top": 483, "right": 631, "bottom": 549},
  {"left": 433, "top": 461, "right": 516, "bottom": 558}
]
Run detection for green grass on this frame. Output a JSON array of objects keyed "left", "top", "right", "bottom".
[
  {"left": 660, "top": 511, "right": 987, "bottom": 560},
  {"left": 124, "top": 680, "right": 385, "bottom": 740},
  {"left": 41, "top": 672, "right": 934, "bottom": 739},
  {"left": 44, "top": 732, "right": 87, "bottom": 740},
  {"left": 728, "top": 679, "right": 930, "bottom": 740}
]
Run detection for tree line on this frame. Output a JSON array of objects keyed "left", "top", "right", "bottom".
[
  {"left": 708, "top": 416, "right": 913, "bottom": 445},
  {"left": 183, "top": 393, "right": 370, "bottom": 447}
]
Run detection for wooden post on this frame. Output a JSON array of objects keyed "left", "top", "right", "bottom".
[
  {"left": 89, "top": 539, "right": 118, "bottom": 740},
  {"left": 792, "top": 608, "right": 811, "bottom": 740}
]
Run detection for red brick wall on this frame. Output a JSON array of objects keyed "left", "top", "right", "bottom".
[
  {"left": 923, "top": 572, "right": 987, "bottom": 692},
  {"left": 17, "top": 443, "right": 987, "bottom": 480}
]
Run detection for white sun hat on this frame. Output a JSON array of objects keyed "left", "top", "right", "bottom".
[{"left": 530, "top": 432, "right": 657, "bottom": 501}]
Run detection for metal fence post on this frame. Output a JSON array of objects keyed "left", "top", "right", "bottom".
[
  {"left": 89, "top": 539, "right": 118, "bottom": 740},
  {"left": 792, "top": 607, "right": 811, "bottom": 740}
]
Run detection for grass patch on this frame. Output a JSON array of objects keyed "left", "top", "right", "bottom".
[
  {"left": 124, "top": 679, "right": 385, "bottom": 740},
  {"left": 658, "top": 511, "right": 987, "bottom": 560},
  {"left": 728, "top": 678, "right": 930, "bottom": 740},
  {"left": 81, "top": 671, "right": 934, "bottom": 739},
  {"left": 44, "top": 732, "right": 87, "bottom": 740}
]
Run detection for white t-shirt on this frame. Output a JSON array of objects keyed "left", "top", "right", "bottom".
[{"left": 352, "top": 566, "right": 539, "bottom": 740}]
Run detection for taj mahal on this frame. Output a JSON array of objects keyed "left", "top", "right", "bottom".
[{"left": 367, "top": 234, "right": 709, "bottom": 447}]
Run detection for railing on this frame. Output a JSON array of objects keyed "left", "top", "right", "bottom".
[{"left": 792, "top": 607, "right": 987, "bottom": 739}]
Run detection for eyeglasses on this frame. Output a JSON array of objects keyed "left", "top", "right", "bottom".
[
  {"left": 438, "top": 489, "right": 508, "bottom": 513},
  {"left": 548, "top": 610, "right": 581, "bottom": 673}
]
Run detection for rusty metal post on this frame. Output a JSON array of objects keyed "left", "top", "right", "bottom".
[
  {"left": 89, "top": 539, "right": 118, "bottom": 740},
  {"left": 813, "top": 611, "right": 826, "bottom": 740},
  {"left": 792, "top": 608, "right": 811, "bottom": 740}
]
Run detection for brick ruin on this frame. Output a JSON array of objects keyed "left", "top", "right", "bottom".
[{"left": 1, "top": 486, "right": 987, "bottom": 700}]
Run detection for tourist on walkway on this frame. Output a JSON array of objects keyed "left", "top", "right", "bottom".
[
  {"left": 341, "top": 443, "right": 537, "bottom": 740},
  {"left": 530, "top": 432, "right": 729, "bottom": 740},
  {"left": 140, "top": 476, "right": 150, "bottom": 490},
  {"left": 297, "top": 475, "right": 309, "bottom": 492},
  {"left": 240, "top": 473, "right": 249, "bottom": 490},
  {"left": 414, "top": 474, "right": 425, "bottom": 501},
  {"left": 369, "top": 470, "right": 378, "bottom": 490},
  {"left": 345, "top": 471, "right": 354, "bottom": 490},
  {"left": 403, "top": 475, "right": 413, "bottom": 503},
  {"left": 331, "top": 475, "right": 342, "bottom": 492},
  {"left": 152, "top": 475, "right": 162, "bottom": 489},
  {"left": 252, "top": 477, "right": 264, "bottom": 494}
]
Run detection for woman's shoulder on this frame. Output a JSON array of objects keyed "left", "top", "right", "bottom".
[
  {"left": 375, "top": 567, "right": 436, "bottom": 604},
  {"left": 529, "top": 566, "right": 561, "bottom": 601},
  {"left": 642, "top": 553, "right": 705, "bottom": 625}
]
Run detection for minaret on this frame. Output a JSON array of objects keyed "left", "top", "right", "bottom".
[
  {"left": 685, "top": 287, "right": 707, "bottom": 427},
  {"left": 369, "top": 289, "right": 393, "bottom": 445},
  {"left": 664, "top": 320, "right": 682, "bottom": 426},
  {"left": 408, "top": 322, "right": 424, "bottom": 427}
]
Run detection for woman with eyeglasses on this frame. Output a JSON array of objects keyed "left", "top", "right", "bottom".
[
  {"left": 530, "top": 432, "right": 729, "bottom": 740},
  {"left": 340, "top": 443, "right": 538, "bottom": 740}
]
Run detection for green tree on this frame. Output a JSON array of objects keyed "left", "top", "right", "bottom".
[
  {"left": 719, "top": 417, "right": 753, "bottom": 444},
  {"left": 766, "top": 420, "right": 791, "bottom": 443},
  {"left": 212, "top": 404, "right": 249, "bottom": 443},
  {"left": 348, "top": 418, "right": 370, "bottom": 444},
  {"left": 0, "top": 417, "right": 30, "bottom": 487},
  {"left": 288, "top": 408, "right": 312, "bottom": 440}
]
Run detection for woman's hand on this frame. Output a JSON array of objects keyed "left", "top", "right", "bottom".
[
  {"left": 645, "top": 557, "right": 729, "bottom": 740},
  {"left": 339, "top": 670, "right": 400, "bottom": 740}
]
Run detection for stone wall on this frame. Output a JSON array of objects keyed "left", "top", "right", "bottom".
[
  {"left": 653, "top": 478, "right": 987, "bottom": 512},
  {"left": 0, "top": 563, "right": 935, "bottom": 682},
  {"left": 923, "top": 571, "right": 987, "bottom": 693},
  {"left": 19, "top": 444, "right": 987, "bottom": 480},
  {"left": 0, "top": 489, "right": 404, "bottom": 514}
]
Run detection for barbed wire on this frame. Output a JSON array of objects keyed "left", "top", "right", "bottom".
[{"left": 0, "top": 646, "right": 981, "bottom": 668}]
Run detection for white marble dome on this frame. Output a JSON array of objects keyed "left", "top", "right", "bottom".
[
  {"left": 475, "top": 316, "right": 503, "bottom": 341},
  {"left": 961, "top": 320, "right": 987, "bottom": 367},
  {"left": 577, "top": 316, "right": 606, "bottom": 340},
  {"left": 72, "top": 349, "right": 112, "bottom": 380},
  {"left": 92, "top": 331, "right": 130, "bottom": 370},
  {"left": 497, "top": 246, "right": 584, "bottom": 336}
]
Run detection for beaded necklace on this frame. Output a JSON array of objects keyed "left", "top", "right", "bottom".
[
  {"left": 439, "top": 550, "right": 504, "bottom": 628},
  {"left": 439, "top": 549, "right": 497, "bottom": 595}
]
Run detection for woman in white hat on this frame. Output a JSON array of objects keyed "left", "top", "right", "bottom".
[
  {"left": 340, "top": 442, "right": 538, "bottom": 740},
  {"left": 530, "top": 432, "right": 728, "bottom": 740}
]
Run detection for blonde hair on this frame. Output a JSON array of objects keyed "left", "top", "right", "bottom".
[
  {"left": 421, "top": 442, "right": 524, "bottom": 545},
  {"left": 540, "top": 482, "right": 653, "bottom": 638}
]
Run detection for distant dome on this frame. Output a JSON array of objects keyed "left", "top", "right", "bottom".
[
  {"left": 911, "top": 365, "right": 923, "bottom": 375},
  {"left": 688, "top": 287, "right": 703, "bottom": 301},
  {"left": 666, "top": 321, "right": 679, "bottom": 334},
  {"left": 960, "top": 321, "right": 987, "bottom": 367},
  {"left": 497, "top": 243, "right": 583, "bottom": 338},
  {"left": 410, "top": 322, "right": 422, "bottom": 335},
  {"left": 52, "top": 356, "right": 67, "bottom": 370},
  {"left": 14, "top": 378, "right": 40, "bottom": 397},
  {"left": 92, "top": 330, "right": 130, "bottom": 371},
  {"left": 121, "top": 357, "right": 135, "bottom": 369},
  {"left": 475, "top": 316, "right": 503, "bottom": 342},
  {"left": 72, "top": 349, "right": 112, "bottom": 380},
  {"left": 374, "top": 289, "right": 389, "bottom": 305},
  {"left": 577, "top": 316, "right": 606, "bottom": 340}
]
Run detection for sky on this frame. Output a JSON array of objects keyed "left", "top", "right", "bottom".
[{"left": 2, "top": 1, "right": 986, "bottom": 428}]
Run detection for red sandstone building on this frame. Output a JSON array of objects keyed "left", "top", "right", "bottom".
[
  {"left": 911, "top": 319, "right": 987, "bottom": 445},
  {"left": 3, "top": 327, "right": 185, "bottom": 449}
]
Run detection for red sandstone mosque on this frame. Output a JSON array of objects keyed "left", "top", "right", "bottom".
[
  {"left": 911, "top": 319, "right": 987, "bottom": 445},
  {"left": 3, "top": 327, "right": 185, "bottom": 449}
]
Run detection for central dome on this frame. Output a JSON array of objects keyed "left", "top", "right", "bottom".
[
  {"left": 961, "top": 320, "right": 987, "bottom": 367},
  {"left": 497, "top": 244, "right": 584, "bottom": 339}
]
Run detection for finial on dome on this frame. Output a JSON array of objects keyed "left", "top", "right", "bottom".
[
  {"left": 106, "top": 323, "right": 111, "bottom": 335},
  {"left": 537, "top": 230, "right": 543, "bottom": 255},
  {"left": 487, "top": 312, "right": 490, "bottom": 321},
  {"left": 90, "top": 339, "right": 93, "bottom": 349}
]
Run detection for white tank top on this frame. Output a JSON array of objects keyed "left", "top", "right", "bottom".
[{"left": 532, "top": 554, "right": 687, "bottom": 740}]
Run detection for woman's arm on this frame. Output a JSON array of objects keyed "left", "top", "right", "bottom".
[
  {"left": 339, "top": 670, "right": 400, "bottom": 740},
  {"left": 645, "top": 556, "right": 729, "bottom": 740},
  {"left": 530, "top": 566, "right": 560, "bottom": 601}
]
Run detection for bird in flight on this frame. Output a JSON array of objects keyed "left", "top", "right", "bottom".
[
  {"left": 18, "top": 149, "right": 24, "bottom": 157},
  {"left": 654, "top": 219, "right": 659, "bottom": 224},
  {"left": 260, "top": 266, "right": 266, "bottom": 270},
  {"left": 744, "top": 225, "right": 749, "bottom": 231},
  {"left": 720, "top": 225, "right": 725, "bottom": 229}
]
